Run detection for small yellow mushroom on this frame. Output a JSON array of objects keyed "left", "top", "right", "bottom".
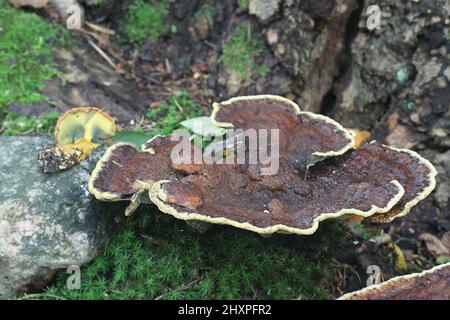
[{"left": 39, "top": 107, "right": 116, "bottom": 173}]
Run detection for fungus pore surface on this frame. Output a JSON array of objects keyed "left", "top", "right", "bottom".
[{"left": 89, "top": 95, "right": 437, "bottom": 235}]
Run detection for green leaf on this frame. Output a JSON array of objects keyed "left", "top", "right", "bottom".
[
  {"left": 436, "top": 256, "right": 450, "bottom": 264},
  {"left": 111, "top": 131, "right": 156, "bottom": 148},
  {"left": 180, "top": 116, "right": 226, "bottom": 138}
]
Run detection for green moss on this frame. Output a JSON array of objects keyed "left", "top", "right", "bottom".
[
  {"left": 351, "top": 221, "right": 382, "bottom": 241},
  {"left": 0, "top": 3, "right": 70, "bottom": 120},
  {"left": 436, "top": 256, "right": 450, "bottom": 264},
  {"left": 41, "top": 210, "right": 344, "bottom": 300},
  {"left": 124, "top": 0, "right": 169, "bottom": 44},
  {"left": 197, "top": 3, "right": 215, "bottom": 25},
  {"left": 239, "top": 0, "right": 249, "bottom": 11},
  {"left": 1, "top": 111, "right": 59, "bottom": 136},
  {"left": 220, "top": 25, "right": 269, "bottom": 80},
  {"left": 146, "top": 92, "right": 204, "bottom": 135}
]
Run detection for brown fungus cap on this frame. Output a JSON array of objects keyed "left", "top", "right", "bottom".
[
  {"left": 365, "top": 142, "right": 437, "bottom": 223},
  {"left": 211, "top": 95, "right": 356, "bottom": 165},
  {"left": 149, "top": 143, "right": 414, "bottom": 235},
  {"left": 338, "top": 262, "right": 450, "bottom": 300},
  {"left": 88, "top": 136, "right": 181, "bottom": 201},
  {"left": 88, "top": 135, "right": 205, "bottom": 201},
  {"left": 88, "top": 95, "right": 437, "bottom": 235}
]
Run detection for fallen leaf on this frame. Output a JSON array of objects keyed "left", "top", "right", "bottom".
[
  {"left": 369, "top": 233, "right": 392, "bottom": 246},
  {"left": 180, "top": 116, "right": 227, "bottom": 137},
  {"left": 441, "top": 231, "right": 450, "bottom": 250},
  {"left": 388, "top": 242, "right": 408, "bottom": 271},
  {"left": 418, "top": 233, "right": 450, "bottom": 257}
]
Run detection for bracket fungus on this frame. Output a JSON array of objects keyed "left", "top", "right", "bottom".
[
  {"left": 338, "top": 262, "right": 450, "bottom": 300},
  {"left": 210, "top": 95, "right": 356, "bottom": 166},
  {"left": 38, "top": 107, "right": 116, "bottom": 173},
  {"left": 88, "top": 95, "right": 437, "bottom": 236}
]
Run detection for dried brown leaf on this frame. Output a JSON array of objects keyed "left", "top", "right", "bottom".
[{"left": 419, "top": 233, "right": 450, "bottom": 257}]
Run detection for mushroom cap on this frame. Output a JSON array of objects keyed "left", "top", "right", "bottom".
[
  {"left": 366, "top": 143, "right": 437, "bottom": 223},
  {"left": 88, "top": 136, "right": 180, "bottom": 201},
  {"left": 151, "top": 141, "right": 436, "bottom": 235},
  {"left": 211, "top": 95, "right": 356, "bottom": 164},
  {"left": 338, "top": 262, "right": 450, "bottom": 300},
  {"left": 88, "top": 134, "right": 206, "bottom": 201},
  {"left": 55, "top": 107, "right": 116, "bottom": 146},
  {"left": 88, "top": 95, "right": 437, "bottom": 235}
]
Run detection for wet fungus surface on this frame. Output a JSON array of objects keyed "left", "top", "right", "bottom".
[
  {"left": 55, "top": 107, "right": 116, "bottom": 146},
  {"left": 339, "top": 262, "right": 450, "bottom": 300},
  {"left": 89, "top": 95, "right": 437, "bottom": 235},
  {"left": 39, "top": 107, "right": 117, "bottom": 173}
]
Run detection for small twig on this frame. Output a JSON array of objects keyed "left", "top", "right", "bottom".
[
  {"left": 135, "top": 179, "right": 150, "bottom": 187},
  {"left": 174, "top": 98, "right": 185, "bottom": 114},
  {"left": 22, "top": 293, "right": 67, "bottom": 300},
  {"left": 85, "top": 21, "right": 115, "bottom": 35},
  {"left": 78, "top": 28, "right": 99, "bottom": 40},
  {"left": 85, "top": 37, "right": 116, "bottom": 70},
  {"left": 154, "top": 276, "right": 203, "bottom": 300},
  {"left": 146, "top": 88, "right": 177, "bottom": 96},
  {"left": 164, "top": 58, "right": 172, "bottom": 74},
  {"left": 129, "top": 49, "right": 139, "bottom": 79},
  {"left": 304, "top": 164, "right": 311, "bottom": 181},
  {"left": 204, "top": 40, "right": 217, "bottom": 50},
  {"left": 145, "top": 76, "right": 163, "bottom": 85}
]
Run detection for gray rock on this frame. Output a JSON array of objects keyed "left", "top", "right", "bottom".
[{"left": 0, "top": 136, "right": 121, "bottom": 299}]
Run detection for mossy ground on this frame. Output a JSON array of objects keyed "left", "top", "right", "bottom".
[
  {"left": 0, "top": 1, "right": 69, "bottom": 123},
  {"left": 146, "top": 92, "right": 204, "bottom": 135},
  {"left": 220, "top": 24, "right": 269, "bottom": 80},
  {"left": 1, "top": 111, "right": 59, "bottom": 136},
  {"left": 41, "top": 209, "right": 344, "bottom": 300},
  {"left": 123, "top": 0, "right": 169, "bottom": 44}
]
